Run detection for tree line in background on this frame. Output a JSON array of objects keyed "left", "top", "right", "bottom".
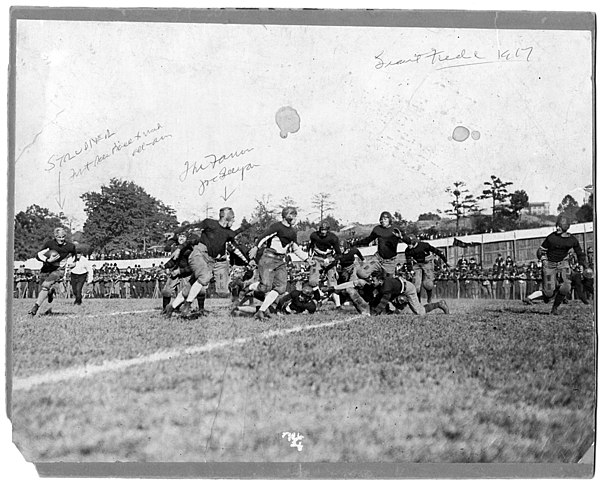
[{"left": 14, "top": 175, "right": 594, "bottom": 260}]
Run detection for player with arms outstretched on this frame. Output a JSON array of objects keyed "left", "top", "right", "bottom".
[
  {"left": 354, "top": 211, "right": 403, "bottom": 278},
  {"left": 404, "top": 234, "right": 448, "bottom": 303},
  {"left": 163, "top": 207, "right": 253, "bottom": 318}
]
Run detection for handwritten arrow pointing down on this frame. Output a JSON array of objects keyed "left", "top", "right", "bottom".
[
  {"left": 221, "top": 186, "right": 236, "bottom": 202},
  {"left": 55, "top": 171, "right": 66, "bottom": 210}
]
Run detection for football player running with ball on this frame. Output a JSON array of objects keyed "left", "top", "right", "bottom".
[
  {"left": 523, "top": 214, "right": 589, "bottom": 315},
  {"left": 28, "top": 227, "right": 77, "bottom": 316}
]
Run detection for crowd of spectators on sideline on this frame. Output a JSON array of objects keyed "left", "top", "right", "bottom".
[{"left": 14, "top": 249, "right": 593, "bottom": 303}]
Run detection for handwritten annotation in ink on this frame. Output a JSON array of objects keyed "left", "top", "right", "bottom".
[
  {"left": 43, "top": 123, "right": 171, "bottom": 180},
  {"left": 178, "top": 148, "right": 261, "bottom": 197},
  {"left": 374, "top": 46, "right": 534, "bottom": 70}
]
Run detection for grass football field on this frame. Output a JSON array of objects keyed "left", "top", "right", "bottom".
[{"left": 9, "top": 297, "right": 596, "bottom": 463}]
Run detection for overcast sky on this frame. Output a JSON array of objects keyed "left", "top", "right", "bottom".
[{"left": 14, "top": 18, "right": 593, "bottom": 229}]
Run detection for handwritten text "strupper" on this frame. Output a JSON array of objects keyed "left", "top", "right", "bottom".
[
  {"left": 46, "top": 129, "right": 115, "bottom": 171},
  {"left": 69, "top": 123, "right": 171, "bottom": 180}
]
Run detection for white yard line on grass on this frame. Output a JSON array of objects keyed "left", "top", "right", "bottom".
[
  {"left": 57, "top": 309, "right": 158, "bottom": 319},
  {"left": 13, "top": 315, "right": 363, "bottom": 392}
]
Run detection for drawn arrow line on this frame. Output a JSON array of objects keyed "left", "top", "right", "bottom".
[
  {"left": 221, "top": 186, "right": 237, "bottom": 202},
  {"left": 55, "top": 171, "right": 65, "bottom": 210}
]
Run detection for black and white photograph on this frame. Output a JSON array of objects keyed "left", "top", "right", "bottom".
[{"left": 5, "top": 4, "right": 596, "bottom": 479}]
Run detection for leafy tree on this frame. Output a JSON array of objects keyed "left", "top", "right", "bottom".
[
  {"left": 445, "top": 181, "right": 478, "bottom": 231},
  {"left": 311, "top": 192, "right": 336, "bottom": 223},
  {"left": 320, "top": 214, "right": 341, "bottom": 231},
  {"left": 392, "top": 211, "right": 409, "bottom": 229},
  {"left": 508, "top": 189, "right": 530, "bottom": 227},
  {"left": 278, "top": 196, "right": 299, "bottom": 212},
  {"left": 509, "top": 190, "right": 529, "bottom": 216},
  {"left": 478, "top": 175, "right": 513, "bottom": 230},
  {"left": 576, "top": 193, "right": 593, "bottom": 222},
  {"left": 557, "top": 194, "right": 579, "bottom": 221},
  {"left": 81, "top": 178, "right": 178, "bottom": 254},
  {"left": 251, "top": 195, "right": 277, "bottom": 232},
  {"left": 14, "top": 205, "right": 70, "bottom": 260},
  {"left": 418, "top": 212, "right": 441, "bottom": 221}
]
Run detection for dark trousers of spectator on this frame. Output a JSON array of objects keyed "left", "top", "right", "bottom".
[{"left": 71, "top": 273, "right": 87, "bottom": 304}]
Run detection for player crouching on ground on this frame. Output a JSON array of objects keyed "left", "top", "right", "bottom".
[
  {"left": 278, "top": 282, "right": 318, "bottom": 315},
  {"left": 522, "top": 214, "right": 589, "bottom": 315},
  {"left": 28, "top": 227, "right": 77, "bottom": 316},
  {"left": 367, "top": 269, "right": 449, "bottom": 316}
]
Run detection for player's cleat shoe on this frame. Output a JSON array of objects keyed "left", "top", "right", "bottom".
[
  {"left": 522, "top": 297, "right": 533, "bottom": 305},
  {"left": 333, "top": 306, "right": 343, "bottom": 311},
  {"left": 581, "top": 298, "right": 590, "bottom": 305},
  {"left": 550, "top": 307, "right": 560, "bottom": 316},
  {"left": 254, "top": 310, "right": 271, "bottom": 320},
  {"left": 179, "top": 301, "right": 192, "bottom": 318},
  {"left": 28, "top": 304, "right": 39, "bottom": 316},
  {"left": 163, "top": 303, "right": 174, "bottom": 319},
  {"left": 438, "top": 300, "right": 450, "bottom": 314},
  {"left": 47, "top": 288, "right": 56, "bottom": 304},
  {"left": 42, "top": 308, "right": 53, "bottom": 316}
]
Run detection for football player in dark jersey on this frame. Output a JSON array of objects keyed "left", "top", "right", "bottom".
[
  {"left": 278, "top": 282, "right": 318, "bottom": 314},
  {"left": 252, "top": 206, "right": 311, "bottom": 320},
  {"left": 354, "top": 211, "right": 403, "bottom": 278},
  {"left": 307, "top": 222, "right": 342, "bottom": 307},
  {"left": 368, "top": 270, "right": 449, "bottom": 316},
  {"left": 164, "top": 207, "right": 253, "bottom": 318},
  {"left": 404, "top": 234, "right": 448, "bottom": 303},
  {"left": 523, "top": 214, "right": 588, "bottom": 314},
  {"left": 28, "top": 227, "right": 77, "bottom": 316}
]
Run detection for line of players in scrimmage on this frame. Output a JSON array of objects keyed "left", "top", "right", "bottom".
[{"left": 27, "top": 207, "right": 592, "bottom": 319}]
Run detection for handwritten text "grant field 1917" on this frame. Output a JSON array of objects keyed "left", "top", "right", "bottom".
[{"left": 374, "top": 46, "right": 534, "bottom": 70}]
